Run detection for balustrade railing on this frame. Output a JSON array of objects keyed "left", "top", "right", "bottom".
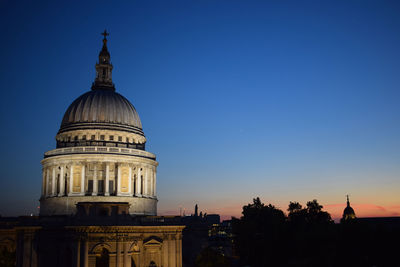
[{"left": 44, "top": 146, "right": 156, "bottom": 159}]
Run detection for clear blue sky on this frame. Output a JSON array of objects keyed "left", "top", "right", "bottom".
[{"left": 1, "top": 0, "right": 399, "bottom": 219}]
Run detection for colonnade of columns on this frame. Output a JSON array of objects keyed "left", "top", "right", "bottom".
[{"left": 41, "top": 162, "right": 157, "bottom": 199}]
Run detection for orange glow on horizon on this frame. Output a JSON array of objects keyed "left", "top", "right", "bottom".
[{"left": 159, "top": 203, "right": 400, "bottom": 222}]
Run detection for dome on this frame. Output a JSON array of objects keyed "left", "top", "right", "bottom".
[
  {"left": 343, "top": 206, "right": 355, "bottom": 216},
  {"left": 58, "top": 89, "right": 144, "bottom": 136},
  {"left": 342, "top": 195, "right": 356, "bottom": 221}
]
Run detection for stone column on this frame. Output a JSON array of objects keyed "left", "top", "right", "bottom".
[
  {"left": 137, "top": 167, "right": 142, "bottom": 196},
  {"left": 117, "top": 164, "right": 121, "bottom": 196},
  {"left": 92, "top": 164, "right": 98, "bottom": 196},
  {"left": 123, "top": 241, "right": 130, "bottom": 267},
  {"left": 69, "top": 165, "right": 74, "bottom": 196},
  {"left": 143, "top": 167, "right": 148, "bottom": 196},
  {"left": 163, "top": 235, "right": 169, "bottom": 267},
  {"left": 52, "top": 167, "right": 56, "bottom": 196},
  {"left": 131, "top": 170, "right": 136, "bottom": 196},
  {"left": 154, "top": 168, "right": 157, "bottom": 196},
  {"left": 83, "top": 240, "right": 89, "bottom": 267},
  {"left": 137, "top": 240, "right": 143, "bottom": 267},
  {"left": 59, "top": 166, "right": 64, "bottom": 196},
  {"left": 46, "top": 168, "right": 50, "bottom": 197},
  {"left": 128, "top": 166, "right": 132, "bottom": 196},
  {"left": 116, "top": 240, "right": 121, "bottom": 267},
  {"left": 75, "top": 239, "right": 81, "bottom": 267},
  {"left": 152, "top": 169, "right": 155, "bottom": 197},
  {"left": 147, "top": 168, "right": 150, "bottom": 196},
  {"left": 80, "top": 165, "right": 85, "bottom": 195},
  {"left": 168, "top": 235, "right": 176, "bottom": 267},
  {"left": 176, "top": 234, "right": 182, "bottom": 267},
  {"left": 105, "top": 163, "right": 110, "bottom": 196},
  {"left": 153, "top": 168, "right": 156, "bottom": 197}
]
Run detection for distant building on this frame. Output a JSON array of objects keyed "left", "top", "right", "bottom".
[
  {"left": 0, "top": 32, "right": 183, "bottom": 267},
  {"left": 181, "top": 205, "right": 233, "bottom": 266},
  {"left": 342, "top": 195, "right": 356, "bottom": 221}
]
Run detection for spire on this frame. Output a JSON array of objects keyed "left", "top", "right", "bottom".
[
  {"left": 346, "top": 195, "right": 350, "bottom": 207},
  {"left": 92, "top": 30, "right": 115, "bottom": 91}
]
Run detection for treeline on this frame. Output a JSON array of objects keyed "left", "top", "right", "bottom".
[{"left": 232, "top": 197, "right": 400, "bottom": 267}]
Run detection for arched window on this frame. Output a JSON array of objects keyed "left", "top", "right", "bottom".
[{"left": 96, "top": 248, "right": 109, "bottom": 267}]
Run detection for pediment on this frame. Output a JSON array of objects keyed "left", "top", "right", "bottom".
[{"left": 143, "top": 236, "right": 163, "bottom": 247}]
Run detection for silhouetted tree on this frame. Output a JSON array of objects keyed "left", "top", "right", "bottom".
[
  {"left": 305, "top": 199, "right": 333, "bottom": 224},
  {"left": 233, "top": 197, "right": 287, "bottom": 266},
  {"left": 288, "top": 201, "right": 302, "bottom": 214},
  {"left": 233, "top": 197, "right": 400, "bottom": 267}
]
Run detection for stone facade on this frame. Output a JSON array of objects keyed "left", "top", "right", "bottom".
[
  {"left": 40, "top": 151, "right": 158, "bottom": 216},
  {"left": 0, "top": 32, "right": 184, "bottom": 267},
  {"left": 0, "top": 215, "right": 184, "bottom": 267}
]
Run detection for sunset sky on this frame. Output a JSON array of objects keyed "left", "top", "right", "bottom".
[{"left": 1, "top": 0, "right": 399, "bottom": 221}]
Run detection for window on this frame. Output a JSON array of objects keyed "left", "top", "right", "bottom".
[
  {"left": 118, "top": 136, "right": 122, "bottom": 142},
  {"left": 82, "top": 135, "right": 86, "bottom": 140},
  {"left": 91, "top": 135, "right": 95, "bottom": 140},
  {"left": 126, "top": 137, "right": 129, "bottom": 143},
  {"left": 109, "top": 135, "right": 114, "bottom": 141},
  {"left": 74, "top": 136, "right": 78, "bottom": 141},
  {"left": 100, "top": 135, "right": 105, "bottom": 141}
]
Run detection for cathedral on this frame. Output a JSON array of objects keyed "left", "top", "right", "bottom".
[{"left": 0, "top": 32, "right": 183, "bottom": 267}]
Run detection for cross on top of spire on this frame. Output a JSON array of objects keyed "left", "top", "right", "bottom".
[
  {"left": 102, "top": 30, "right": 109, "bottom": 40},
  {"left": 92, "top": 30, "right": 114, "bottom": 91}
]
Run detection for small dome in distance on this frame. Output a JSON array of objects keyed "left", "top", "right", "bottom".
[{"left": 342, "top": 195, "right": 356, "bottom": 221}]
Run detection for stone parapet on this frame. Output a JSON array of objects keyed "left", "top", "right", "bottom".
[{"left": 44, "top": 146, "right": 156, "bottom": 159}]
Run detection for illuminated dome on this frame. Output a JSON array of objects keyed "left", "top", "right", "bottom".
[
  {"left": 54, "top": 31, "right": 147, "bottom": 149},
  {"left": 40, "top": 31, "right": 158, "bottom": 216},
  {"left": 59, "top": 89, "right": 143, "bottom": 136}
]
